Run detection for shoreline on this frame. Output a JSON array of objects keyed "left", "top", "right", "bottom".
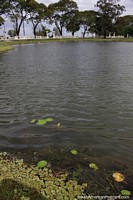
[{"left": 0, "top": 37, "right": 133, "bottom": 53}]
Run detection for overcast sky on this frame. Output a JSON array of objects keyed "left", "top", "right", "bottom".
[
  {"left": 0, "top": 0, "right": 133, "bottom": 36},
  {"left": 38, "top": 0, "right": 133, "bottom": 15}
]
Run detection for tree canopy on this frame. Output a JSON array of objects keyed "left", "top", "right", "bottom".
[
  {"left": 96, "top": 0, "right": 125, "bottom": 38},
  {"left": 114, "top": 15, "right": 133, "bottom": 37},
  {"left": 48, "top": 0, "right": 78, "bottom": 36},
  {"left": 0, "top": 0, "right": 132, "bottom": 38},
  {"left": 29, "top": 2, "right": 48, "bottom": 36},
  {"left": 79, "top": 10, "right": 98, "bottom": 38},
  {"left": 5, "top": 0, "right": 41, "bottom": 36}
]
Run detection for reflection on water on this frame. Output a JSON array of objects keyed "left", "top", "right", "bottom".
[{"left": 0, "top": 42, "right": 133, "bottom": 166}]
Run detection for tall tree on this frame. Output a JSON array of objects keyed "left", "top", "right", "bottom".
[
  {"left": 114, "top": 15, "right": 133, "bottom": 37},
  {"left": 79, "top": 10, "right": 97, "bottom": 38},
  {"left": 48, "top": 0, "right": 78, "bottom": 36},
  {"left": 29, "top": 2, "right": 48, "bottom": 37},
  {"left": 6, "top": 0, "right": 37, "bottom": 36},
  {"left": 66, "top": 10, "right": 80, "bottom": 36},
  {"left": 96, "top": 0, "right": 125, "bottom": 38}
]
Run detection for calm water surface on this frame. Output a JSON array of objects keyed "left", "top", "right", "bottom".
[{"left": 0, "top": 42, "right": 133, "bottom": 166}]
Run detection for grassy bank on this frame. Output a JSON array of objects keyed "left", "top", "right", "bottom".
[
  {"left": 0, "top": 41, "right": 14, "bottom": 52},
  {"left": 0, "top": 37, "right": 133, "bottom": 53}
]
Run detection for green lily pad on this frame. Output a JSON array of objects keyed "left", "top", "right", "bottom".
[
  {"left": 89, "top": 163, "right": 99, "bottom": 171},
  {"left": 121, "top": 190, "right": 131, "bottom": 196},
  {"left": 45, "top": 118, "right": 53, "bottom": 122},
  {"left": 30, "top": 119, "right": 36, "bottom": 123},
  {"left": 37, "top": 160, "right": 48, "bottom": 168},
  {"left": 36, "top": 119, "right": 47, "bottom": 125},
  {"left": 71, "top": 150, "right": 78, "bottom": 155}
]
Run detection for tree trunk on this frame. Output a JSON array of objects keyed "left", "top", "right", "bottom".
[
  {"left": 32, "top": 21, "right": 40, "bottom": 37},
  {"left": 23, "top": 21, "right": 25, "bottom": 36},
  {"left": 72, "top": 32, "right": 75, "bottom": 36},
  {"left": 16, "top": 18, "right": 25, "bottom": 36},
  {"left": 58, "top": 27, "right": 62, "bottom": 36},
  {"left": 16, "top": 29, "right": 20, "bottom": 37},
  {"left": 83, "top": 26, "right": 87, "bottom": 38},
  {"left": 33, "top": 26, "right": 37, "bottom": 37},
  {"left": 104, "top": 30, "right": 107, "bottom": 38},
  {"left": 83, "top": 31, "right": 86, "bottom": 38},
  {"left": 55, "top": 22, "right": 62, "bottom": 36},
  {"left": 15, "top": 18, "right": 19, "bottom": 36}
]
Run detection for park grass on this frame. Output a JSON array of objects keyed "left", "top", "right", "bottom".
[
  {"left": 0, "top": 41, "right": 14, "bottom": 52},
  {"left": 0, "top": 37, "right": 133, "bottom": 53}
]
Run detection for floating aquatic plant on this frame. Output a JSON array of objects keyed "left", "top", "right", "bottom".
[
  {"left": 45, "top": 118, "right": 53, "bottom": 122},
  {"left": 37, "top": 160, "right": 48, "bottom": 168},
  {"left": 121, "top": 190, "right": 131, "bottom": 196},
  {"left": 30, "top": 119, "right": 36, "bottom": 123},
  {"left": 30, "top": 118, "right": 53, "bottom": 125},
  {"left": 56, "top": 123, "right": 61, "bottom": 127},
  {"left": 89, "top": 163, "right": 99, "bottom": 171},
  {"left": 36, "top": 119, "right": 47, "bottom": 125},
  {"left": 0, "top": 152, "right": 87, "bottom": 200},
  {"left": 71, "top": 150, "right": 78, "bottom": 155},
  {"left": 112, "top": 172, "right": 125, "bottom": 182}
]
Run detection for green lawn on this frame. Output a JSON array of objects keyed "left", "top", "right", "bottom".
[{"left": 0, "top": 41, "right": 14, "bottom": 52}]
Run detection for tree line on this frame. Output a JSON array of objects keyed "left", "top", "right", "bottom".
[{"left": 0, "top": 0, "right": 133, "bottom": 38}]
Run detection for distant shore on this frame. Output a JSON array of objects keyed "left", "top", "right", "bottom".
[{"left": 0, "top": 37, "right": 133, "bottom": 53}]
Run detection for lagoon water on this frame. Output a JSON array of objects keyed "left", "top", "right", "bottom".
[{"left": 0, "top": 42, "right": 133, "bottom": 166}]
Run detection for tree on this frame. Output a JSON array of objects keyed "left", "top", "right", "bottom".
[
  {"left": 79, "top": 10, "right": 97, "bottom": 38},
  {"left": 29, "top": 2, "right": 48, "bottom": 37},
  {"left": 96, "top": 0, "right": 125, "bottom": 38},
  {"left": 48, "top": 0, "right": 78, "bottom": 36},
  {"left": 6, "top": 0, "right": 37, "bottom": 36},
  {"left": 36, "top": 25, "right": 50, "bottom": 37},
  {"left": 66, "top": 11, "right": 80, "bottom": 36},
  {"left": 0, "top": 16, "right": 4, "bottom": 26},
  {"left": 53, "top": 27, "right": 60, "bottom": 37},
  {"left": 0, "top": 0, "right": 11, "bottom": 15},
  {"left": 8, "top": 29, "right": 16, "bottom": 37},
  {"left": 114, "top": 15, "right": 133, "bottom": 37},
  {"left": 0, "top": 0, "right": 10, "bottom": 28}
]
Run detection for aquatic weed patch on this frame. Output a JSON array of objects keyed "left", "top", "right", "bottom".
[
  {"left": 0, "top": 152, "right": 86, "bottom": 200},
  {"left": 15, "top": 147, "right": 132, "bottom": 197},
  {"left": 0, "top": 148, "right": 133, "bottom": 199}
]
